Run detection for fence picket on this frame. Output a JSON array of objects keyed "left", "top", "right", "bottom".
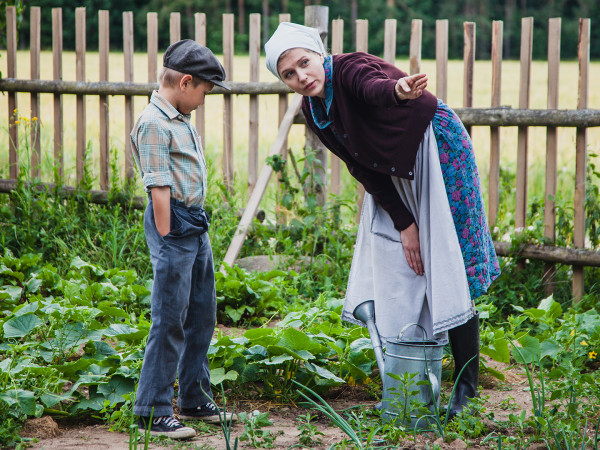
[
  {"left": 30, "top": 7, "right": 41, "bottom": 179},
  {"left": 544, "top": 17, "right": 561, "bottom": 294},
  {"left": 123, "top": 12, "right": 135, "bottom": 181},
  {"left": 52, "top": 8, "right": 63, "bottom": 177},
  {"left": 248, "top": 13, "right": 260, "bottom": 192},
  {"left": 330, "top": 19, "right": 344, "bottom": 197},
  {"left": 355, "top": 19, "right": 368, "bottom": 219},
  {"left": 223, "top": 14, "right": 234, "bottom": 191},
  {"left": 573, "top": 18, "right": 590, "bottom": 301},
  {"left": 435, "top": 19, "right": 448, "bottom": 102},
  {"left": 170, "top": 12, "right": 181, "bottom": 43},
  {"left": 384, "top": 19, "right": 396, "bottom": 64},
  {"left": 410, "top": 19, "right": 422, "bottom": 75},
  {"left": 194, "top": 13, "right": 206, "bottom": 148},
  {"left": 463, "top": 22, "right": 475, "bottom": 136},
  {"left": 515, "top": 17, "right": 533, "bottom": 231},
  {"left": 277, "top": 13, "right": 291, "bottom": 224},
  {"left": 147, "top": 13, "right": 158, "bottom": 84},
  {"left": 99, "top": 10, "right": 110, "bottom": 189},
  {"left": 75, "top": 7, "right": 86, "bottom": 184},
  {"left": 489, "top": 20, "right": 503, "bottom": 225},
  {"left": 7, "top": 6, "right": 18, "bottom": 178}
]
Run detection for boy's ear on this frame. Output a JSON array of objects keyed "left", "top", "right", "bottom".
[{"left": 179, "top": 74, "right": 193, "bottom": 90}]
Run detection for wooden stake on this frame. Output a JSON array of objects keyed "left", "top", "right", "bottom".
[{"left": 221, "top": 94, "right": 303, "bottom": 269}]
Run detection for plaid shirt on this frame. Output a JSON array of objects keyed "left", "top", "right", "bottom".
[{"left": 131, "top": 91, "right": 208, "bottom": 208}]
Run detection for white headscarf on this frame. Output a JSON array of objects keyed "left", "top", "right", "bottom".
[{"left": 264, "top": 22, "right": 326, "bottom": 80}]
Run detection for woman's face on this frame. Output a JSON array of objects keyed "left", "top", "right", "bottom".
[{"left": 277, "top": 48, "right": 326, "bottom": 98}]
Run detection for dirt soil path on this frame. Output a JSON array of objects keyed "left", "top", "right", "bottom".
[{"left": 23, "top": 358, "right": 532, "bottom": 449}]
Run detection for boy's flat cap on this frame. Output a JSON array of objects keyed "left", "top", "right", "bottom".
[{"left": 163, "top": 39, "right": 230, "bottom": 90}]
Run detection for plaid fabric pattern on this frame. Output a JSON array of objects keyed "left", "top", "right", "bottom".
[{"left": 131, "top": 91, "right": 208, "bottom": 208}]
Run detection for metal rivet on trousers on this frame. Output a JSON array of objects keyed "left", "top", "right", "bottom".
[
  {"left": 373, "top": 163, "right": 378, "bottom": 168},
  {"left": 391, "top": 167, "right": 396, "bottom": 172},
  {"left": 343, "top": 134, "right": 348, "bottom": 138},
  {"left": 409, "top": 171, "right": 413, "bottom": 175},
  {"left": 354, "top": 152, "right": 359, "bottom": 157}
]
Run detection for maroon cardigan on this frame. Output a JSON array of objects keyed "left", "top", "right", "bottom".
[{"left": 302, "top": 52, "right": 438, "bottom": 231}]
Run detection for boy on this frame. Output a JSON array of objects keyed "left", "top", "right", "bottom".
[{"left": 130, "top": 39, "right": 234, "bottom": 439}]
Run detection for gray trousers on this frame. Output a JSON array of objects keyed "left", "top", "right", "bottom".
[{"left": 133, "top": 197, "right": 216, "bottom": 417}]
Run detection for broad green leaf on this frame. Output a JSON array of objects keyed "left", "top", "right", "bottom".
[
  {"left": 263, "top": 354, "right": 294, "bottom": 365},
  {"left": 480, "top": 334, "right": 510, "bottom": 363},
  {"left": 1, "top": 286, "right": 23, "bottom": 302},
  {"left": 26, "top": 276, "right": 42, "bottom": 293},
  {"left": 13, "top": 301, "right": 39, "bottom": 317},
  {"left": 41, "top": 392, "right": 72, "bottom": 408},
  {"left": 97, "top": 375, "right": 135, "bottom": 405},
  {"left": 210, "top": 367, "right": 239, "bottom": 385},
  {"left": 244, "top": 328, "right": 276, "bottom": 346},
  {"left": 512, "top": 335, "right": 541, "bottom": 364},
  {"left": 538, "top": 295, "right": 562, "bottom": 320},
  {"left": 104, "top": 324, "right": 147, "bottom": 343},
  {"left": 0, "top": 389, "right": 37, "bottom": 415},
  {"left": 304, "top": 362, "right": 344, "bottom": 383},
  {"left": 3, "top": 313, "right": 43, "bottom": 338},
  {"left": 278, "top": 328, "right": 326, "bottom": 354},
  {"left": 71, "top": 394, "right": 105, "bottom": 412},
  {"left": 267, "top": 345, "right": 314, "bottom": 361},
  {"left": 52, "top": 358, "right": 97, "bottom": 376},
  {"left": 97, "top": 303, "right": 129, "bottom": 319}
]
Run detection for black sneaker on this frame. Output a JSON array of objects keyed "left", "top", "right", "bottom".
[
  {"left": 179, "top": 402, "right": 238, "bottom": 423},
  {"left": 138, "top": 415, "right": 196, "bottom": 439}
]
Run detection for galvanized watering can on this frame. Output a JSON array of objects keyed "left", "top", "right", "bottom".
[{"left": 353, "top": 300, "right": 444, "bottom": 428}]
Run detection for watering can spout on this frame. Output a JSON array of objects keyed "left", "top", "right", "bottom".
[{"left": 353, "top": 300, "right": 386, "bottom": 378}]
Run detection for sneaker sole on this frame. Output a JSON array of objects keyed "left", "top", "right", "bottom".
[{"left": 138, "top": 427, "right": 196, "bottom": 439}]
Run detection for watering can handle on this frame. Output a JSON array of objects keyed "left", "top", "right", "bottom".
[
  {"left": 427, "top": 370, "right": 440, "bottom": 406},
  {"left": 398, "top": 323, "right": 429, "bottom": 341}
]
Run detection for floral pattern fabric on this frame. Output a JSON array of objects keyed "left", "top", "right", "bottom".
[{"left": 432, "top": 99, "right": 500, "bottom": 300}]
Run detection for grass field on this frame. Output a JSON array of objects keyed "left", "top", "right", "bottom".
[{"left": 1, "top": 50, "right": 599, "bottom": 214}]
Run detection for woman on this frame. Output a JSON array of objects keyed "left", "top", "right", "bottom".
[{"left": 265, "top": 22, "right": 500, "bottom": 418}]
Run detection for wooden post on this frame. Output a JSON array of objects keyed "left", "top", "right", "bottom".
[
  {"left": 383, "top": 19, "right": 396, "bottom": 65},
  {"left": 330, "top": 19, "right": 344, "bottom": 197},
  {"left": 223, "top": 14, "right": 235, "bottom": 191},
  {"left": 544, "top": 18, "right": 561, "bottom": 294},
  {"left": 435, "top": 19, "right": 448, "bottom": 103},
  {"left": 195, "top": 13, "right": 206, "bottom": 148},
  {"left": 123, "top": 11, "right": 135, "bottom": 181},
  {"left": 99, "top": 10, "right": 110, "bottom": 190},
  {"left": 52, "top": 8, "right": 63, "bottom": 178},
  {"left": 248, "top": 14, "right": 260, "bottom": 193},
  {"left": 75, "top": 7, "right": 86, "bottom": 184},
  {"left": 489, "top": 20, "right": 503, "bottom": 226},
  {"left": 573, "top": 18, "right": 590, "bottom": 302},
  {"left": 463, "top": 22, "right": 475, "bottom": 136},
  {"left": 276, "top": 13, "right": 291, "bottom": 224},
  {"left": 7, "top": 6, "right": 18, "bottom": 179},
  {"left": 30, "top": 7, "right": 41, "bottom": 179},
  {"left": 222, "top": 95, "right": 303, "bottom": 269},
  {"left": 170, "top": 12, "right": 181, "bottom": 43},
  {"left": 355, "top": 19, "right": 368, "bottom": 220},
  {"left": 147, "top": 13, "right": 158, "bottom": 85},
  {"left": 515, "top": 17, "right": 533, "bottom": 232},
  {"left": 409, "top": 19, "right": 422, "bottom": 75},
  {"left": 305, "top": 5, "right": 329, "bottom": 207}
]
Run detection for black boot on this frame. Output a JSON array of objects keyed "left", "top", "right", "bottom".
[{"left": 447, "top": 312, "right": 480, "bottom": 420}]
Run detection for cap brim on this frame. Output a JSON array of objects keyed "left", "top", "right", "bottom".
[{"left": 212, "top": 80, "right": 231, "bottom": 90}]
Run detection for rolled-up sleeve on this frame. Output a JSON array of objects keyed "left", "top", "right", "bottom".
[{"left": 133, "top": 121, "right": 173, "bottom": 190}]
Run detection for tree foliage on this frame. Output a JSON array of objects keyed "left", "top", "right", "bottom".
[{"left": 9, "top": 0, "right": 600, "bottom": 59}]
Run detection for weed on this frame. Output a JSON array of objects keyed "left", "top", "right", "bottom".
[
  {"left": 238, "top": 410, "right": 277, "bottom": 448},
  {"left": 295, "top": 412, "right": 324, "bottom": 447}
]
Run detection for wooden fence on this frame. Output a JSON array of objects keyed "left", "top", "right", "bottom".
[{"left": 1, "top": 5, "right": 600, "bottom": 299}]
